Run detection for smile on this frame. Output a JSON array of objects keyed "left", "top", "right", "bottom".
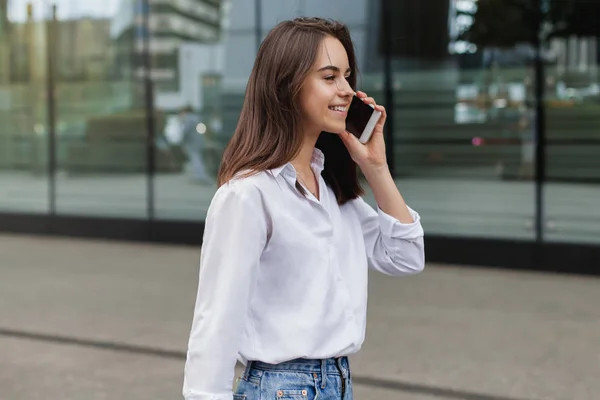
[{"left": 328, "top": 105, "right": 348, "bottom": 112}]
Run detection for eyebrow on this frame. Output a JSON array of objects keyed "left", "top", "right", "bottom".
[{"left": 317, "top": 65, "right": 352, "bottom": 73}]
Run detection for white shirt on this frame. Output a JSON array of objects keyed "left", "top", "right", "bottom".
[{"left": 183, "top": 149, "right": 425, "bottom": 400}]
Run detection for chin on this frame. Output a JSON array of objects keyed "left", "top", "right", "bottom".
[{"left": 323, "top": 124, "right": 346, "bottom": 135}]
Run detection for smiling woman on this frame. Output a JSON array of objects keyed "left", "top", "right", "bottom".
[
  {"left": 298, "top": 37, "right": 354, "bottom": 139},
  {"left": 217, "top": 18, "right": 362, "bottom": 204},
  {"left": 183, "top": 16, "right": 425, "bottom": 400}
]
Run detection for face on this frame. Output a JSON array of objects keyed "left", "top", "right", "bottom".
[{"left": 298, "top": 35, "right": 354, "bottom": 137}]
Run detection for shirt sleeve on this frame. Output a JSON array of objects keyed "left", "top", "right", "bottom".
[
  {"left": 353, "top": 197, "right": 425, "bottom": 276},
  {"left": 183, "top": 182, "right": 268, "bottom": 400}
]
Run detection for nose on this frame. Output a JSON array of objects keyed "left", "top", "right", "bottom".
[{"left": 336, "top": 77, "right": 354, "bottom": 97}]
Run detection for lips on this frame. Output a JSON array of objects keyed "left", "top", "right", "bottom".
[{"left": 328, "top": 105, "right": 348, "bottom": 112}]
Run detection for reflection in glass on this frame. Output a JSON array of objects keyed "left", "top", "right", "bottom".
[
  {"left": 459, "top": 0, "right": 600, "bottom": 243},
  {"left": 545, "top": 35, "right": 600, "bottom": 244},
  {"left": 49, "top": 0, "right": 147, "bottom": 218},
  {"left": 0, "top": 0, "right": 49, "bottom": 213},
  {"left": 152, "top": 0, "right": 224, "bottom": 220},
  {"left": 387, "top": 0, "right": 536, "bottom": 239}
]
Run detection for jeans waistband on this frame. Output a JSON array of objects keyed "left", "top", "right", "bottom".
[{"left": 245, "top": 356, "right": 350, "bottom": 376}]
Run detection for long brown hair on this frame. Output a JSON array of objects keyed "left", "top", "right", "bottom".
[{"left": 217, "top": 17, "right": 363, "bottom": 204}]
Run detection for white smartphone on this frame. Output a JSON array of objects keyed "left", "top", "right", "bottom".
[{"left": 345, "top": 94, "right": 382, "bottom": 144}]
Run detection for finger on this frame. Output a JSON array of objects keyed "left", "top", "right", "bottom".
[
  {"left": 338, "top": 131, "right": 352, "bottom": 148},
  {"left": 340, "top": 130, "right": 361, "bottom": 149},
  {"left": 339, "top": 130, "right": 353, "bottom": 143},
  {"left": 375, "top": 104, "right": 387, "bottom": 126},
  {"left": 355, "top": 91, "right": 367, "bottom": 99},
  {"left": 362, "top": 97, "right": 376, "bottom": 107}
]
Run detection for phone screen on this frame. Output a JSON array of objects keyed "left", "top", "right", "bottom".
[{"left": 345, "top": 95, "right": 375, "bottom": 139}]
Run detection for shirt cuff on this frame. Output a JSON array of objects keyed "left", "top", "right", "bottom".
[{"left": 377, "top": 206, "right": 424, "bottom": 240}]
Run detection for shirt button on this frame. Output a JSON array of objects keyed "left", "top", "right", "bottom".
[{"left": 277, "top": 391, "right": 283, "bottom": 397}]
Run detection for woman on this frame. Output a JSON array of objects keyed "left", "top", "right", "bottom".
[{"left": 183, "top": 17, "right": 425, "bottom": 400}]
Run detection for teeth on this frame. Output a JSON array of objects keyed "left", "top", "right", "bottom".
[{"left": 329, "top": 106, "right": 347, "bottom": 112}]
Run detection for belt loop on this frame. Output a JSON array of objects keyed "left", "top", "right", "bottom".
[
  {"left": 320, "top": 359, "right": 327, "bottom": 389},
  {"left": 335, "top": 357, "right": 347, "bottom": 379},
  {"left": 242, "top": 360, "right": 254, "bottom": 380}
]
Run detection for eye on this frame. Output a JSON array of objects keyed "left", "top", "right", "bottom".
[{"left": 324, "top": 76, "right": 336, "bottom": 81}]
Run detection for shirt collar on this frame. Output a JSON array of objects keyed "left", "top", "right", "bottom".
[{"left": 270, "top": 148, "right": 325, "bottom": 180}]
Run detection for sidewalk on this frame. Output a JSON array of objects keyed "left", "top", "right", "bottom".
[{"left": 0, "top": 234, "right": 599, "bottom": 400}]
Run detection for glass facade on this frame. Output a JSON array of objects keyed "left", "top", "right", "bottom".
[{"left": 0, "top": 0, "right": 599, "bottom": 248}]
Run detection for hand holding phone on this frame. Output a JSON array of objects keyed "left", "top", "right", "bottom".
[
  {"left": 344, "top": 94, "right": 382, "bottom": 144},
  {"left": 338, "top": 91, "right": 388, "bottom": 171}
]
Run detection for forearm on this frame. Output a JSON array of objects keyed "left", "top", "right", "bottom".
[{"left": 362, "top": 164, "right": 414, "bottom": 224}]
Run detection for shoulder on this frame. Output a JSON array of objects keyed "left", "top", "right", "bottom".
[
  {"left": 211, "top": 171, "right": 274, "bottom": 212},
  {"left": 226, "top": 169, "right": 275, "bottom": 194},
  {"left": 204, "top": 174, "right": 272, "bottom": 237}
]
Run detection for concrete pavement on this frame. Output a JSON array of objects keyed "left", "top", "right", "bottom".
[{"left": 0, "top": 234, "right": 599, "bottom": 400}]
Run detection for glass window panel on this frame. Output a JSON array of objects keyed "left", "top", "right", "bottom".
[
  {"left": 153, "top": 0, "right": 238, "bottom": 220},
  {"left": 390, "top": 0, "right": 536, "bottom": 239},
  {"left": 50, "top": 0, "right": 147, "bottom": 218},
  {"left": 0, "top": 0, "right": 49, "bottom": 213},
  {"left": 544, "top": 35, "right": 600, "bottom": 244}
]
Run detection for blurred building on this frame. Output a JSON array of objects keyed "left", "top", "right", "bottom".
[
  {"left": 6, "top": 17, "right": 112, "bottom": 82},
  {"left": 0, "top": 0, "right": 11, "bottom": 85},
  {"left": 110, "top": 0, "right": 222, "bottom": 97}
]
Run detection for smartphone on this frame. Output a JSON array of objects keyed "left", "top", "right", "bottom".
[{"left": 345, "top": 95, "right": 382, "bottom": 144}]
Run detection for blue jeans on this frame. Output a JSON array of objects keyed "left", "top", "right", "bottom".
[{"left": 234, "top": 357, "right": 353, "bottom": 400}]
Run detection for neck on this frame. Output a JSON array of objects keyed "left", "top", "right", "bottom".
[{"left": 291, "top": 131, "right": 320, "bottom": 175}]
